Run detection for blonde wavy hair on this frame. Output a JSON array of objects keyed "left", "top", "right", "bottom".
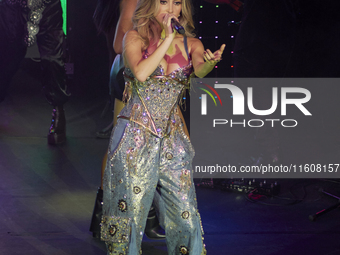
[{"left": 131, "top": 0, "right": 195, "bottom": 50}]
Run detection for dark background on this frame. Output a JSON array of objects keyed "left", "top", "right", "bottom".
[{"left": 21, "top": 0, "right": 340, "bottom": 99}]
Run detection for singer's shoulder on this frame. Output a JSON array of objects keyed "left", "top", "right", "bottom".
[
  {"left": 124, "top": 29, "right": 139, "bottom": 39},
  {"left": 123, "top": 30, "right": 144, "bottom": 50},
  {"left": 187, "top": 37, "right": 204, "bottom": 50},
  {"left": 187, "top": 37, "right": 203, "bottom": 44},
  {"left": 124, "top": 30, "right": 142, "bottom": 44}
]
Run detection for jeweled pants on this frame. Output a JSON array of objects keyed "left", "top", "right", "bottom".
[{"left": 102, "top": 119, "right": 205, "bottom": 255}]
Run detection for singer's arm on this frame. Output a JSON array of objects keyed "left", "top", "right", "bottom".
[
  {"left": 191, "top": 38, "right": 225, "bottom": 78},
  {"left": 113, "top": 0, "right": 137, "bottom": 54}
]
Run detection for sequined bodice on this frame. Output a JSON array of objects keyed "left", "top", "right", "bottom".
[{"left": 119, "top": 63, "right": 193, "bottom": 138}]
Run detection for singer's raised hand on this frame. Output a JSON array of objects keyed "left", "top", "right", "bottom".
[
  {"left": 203, "top": 44, "right": 226, "bottom": 65},
  {"left": 192, "top": 41, "right": 226, "bottom": 78}
]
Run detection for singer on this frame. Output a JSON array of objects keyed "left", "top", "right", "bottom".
[{"left": 101, "top": 0, "right": 225, "bottom": 254}]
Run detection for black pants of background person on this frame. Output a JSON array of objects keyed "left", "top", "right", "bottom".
[
  {"left": 233, "top": 0, "right": 297, "bottom": 163},
  {"left": 0, "top": 0, "right": 70, "bottom": 144}
]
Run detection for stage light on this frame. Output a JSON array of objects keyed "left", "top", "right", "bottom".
[{"left": 60, "top": 0, "right": 67, "bottom": 35}]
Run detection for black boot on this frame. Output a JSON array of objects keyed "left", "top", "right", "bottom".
[
  {"left": 47, "top": 106, "right": 66, "bottom": 145},
  {"left": 145, "top": 206, "right": 166, "bottom": 240},
  {"left": 89, "top": 187, "right": 103, "bottom": 239}
]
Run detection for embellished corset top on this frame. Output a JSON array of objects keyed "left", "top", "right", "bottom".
[{"left": 120, "top": 62, "right": 193, "bottom": 138}]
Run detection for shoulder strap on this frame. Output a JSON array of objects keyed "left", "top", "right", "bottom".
[{"left": 184, "top": 36, "right": 190, "bottom": 61}]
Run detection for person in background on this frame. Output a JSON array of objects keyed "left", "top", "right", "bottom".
[
  {"left": 233, "top": 0, "right": 297, "bottom": 164},
  {"left": 0, "top": 0, "right": 70, "bottom": 145}
]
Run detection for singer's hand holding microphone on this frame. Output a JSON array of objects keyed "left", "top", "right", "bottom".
[
  {"left": 171, "top": 19, "right": 185, "bottom": 35},
  {"left": 162, "top": 13, "right": 185, "bottom": 38}
]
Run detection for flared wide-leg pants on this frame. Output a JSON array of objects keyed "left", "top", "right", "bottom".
[{"left": 102, "top": 118, "right": 206, "bottom": 255}]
